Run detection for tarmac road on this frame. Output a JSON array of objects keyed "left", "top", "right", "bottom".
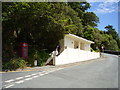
[{"left": 2, "top": 53, "right": 119, "bottom": 88}]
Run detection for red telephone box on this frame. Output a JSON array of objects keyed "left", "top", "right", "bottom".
[{"left": 18, "top": 43, "right": 28, "bottom": 59}]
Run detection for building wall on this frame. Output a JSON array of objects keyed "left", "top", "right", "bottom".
[
  {"left": 64, "top": 36, "right": 91, "bottom": 51},
  {"left": 55, "top": 35, "right": 99, "bottom": 65},
  {"left": 80, "top": 42, "right": 85, "bottom": 50},
  {"left": 84, "top": 43, "right": 91, "bottom": 51},
  {"left": 64, "top": 36, "right": 74, "bottom": 49},
  {"left": 55, "top": 47, "right": 100, "bottom": 65},
  {"left": 74, "top": 40, "right": 79, "bottom": 49}
]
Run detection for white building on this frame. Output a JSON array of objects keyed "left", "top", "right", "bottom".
[
  {"left": 46, "top": 34, "right": 100, "bottom": 66},
  {"left": 54, "top": 34, "right": 100, "bottom": 65}
]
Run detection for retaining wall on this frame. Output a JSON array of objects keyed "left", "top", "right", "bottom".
[{"left": 55, "top": 47, "right": 100, "bottom": 65}]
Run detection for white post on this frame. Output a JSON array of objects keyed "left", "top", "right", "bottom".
[
  {"left": 53, "top": 50, "right": 56, "bottom": 66},
  {"left": 34, "top": 60, "right": 37, "bottom": 66}
]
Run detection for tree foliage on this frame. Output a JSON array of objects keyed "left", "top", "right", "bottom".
[{"left": 2, "top": 2, "right": 120, "bottom": 64}]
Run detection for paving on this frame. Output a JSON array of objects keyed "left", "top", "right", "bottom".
[{"left": 0, "top": 56, "right": 104, "bottom": 73}]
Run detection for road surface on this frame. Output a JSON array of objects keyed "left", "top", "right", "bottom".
[{"left": 2, "top": 53, "right": 119, "bottom": 88}]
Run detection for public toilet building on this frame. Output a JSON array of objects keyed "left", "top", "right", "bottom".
[{"left": 53, "top": 34, "right": 100, "bottom": 65}]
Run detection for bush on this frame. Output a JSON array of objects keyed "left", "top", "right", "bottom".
[
  {"left": 2, "top": 58, "right": 27, "bottom": 71},
  {"left": 95, "top": 48, "right": 100, "bottom": 52},
  {"left": 90, "top": 48, "right": 100, "bottom": 53},
  {"left": 37, "top": 50, "right": 49, "bottom": 66},
  {"left": 90, "top": 48, "right": 95, "bottom": 52},
  {"left": 28, "top": 49, "right": 39, "bottom": 66},
  {"left": 28, "top": 49, "right": 49, "bottom": 67}
]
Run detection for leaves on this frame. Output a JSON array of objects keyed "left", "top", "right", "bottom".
[{"left": 2, "top": 2, "right": 120, "bottom": 63}]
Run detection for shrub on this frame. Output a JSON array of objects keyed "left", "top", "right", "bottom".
[
  {"left": 90, "top": 48, "right": 95, "bottom": 52},
  {"left": 28, "top": 49, "right": 39, "bottom": 66},
  {"left": 2, "top": 58, "right": 27, "bottom": 71},
  {"left": 28, "top": 49, "right": 49, "bottom": 67},
  {"left": 90, "top": 47, "right": 100, "bottom": 52},
  {"left": 37, "top": 50, "right": 49, "bottom": 66}
]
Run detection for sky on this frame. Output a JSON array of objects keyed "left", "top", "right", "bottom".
[{"left": 86, "top": 0, "right": 119, "bottom": 34}]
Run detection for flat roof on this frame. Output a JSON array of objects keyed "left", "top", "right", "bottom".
[{"left": 65, "top": 33, "right": 94, "bottom": 44}]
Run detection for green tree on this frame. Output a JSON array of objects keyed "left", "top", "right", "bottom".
[
  {"left": 82, "top": 12, "right": 99, "bottom": 27},
  {"left": 104, "top": 25, "right": 120, "bottom": 50},
  {"left": 82, "top": 25, "right": 94, "bottom": 41},
  {"left": 105, "top": 25, "right": 119, "bottom": 40},
  {"left": 3, "top": 2, "right": 120, "bottom": 65},
  {"left": 68, "top": 2, "right": 91, "bottom": 12},
  {"left": 68, "top": 2, "right": 99, "bottom": 27},
  {"left": 2, "top": 2, "right": 84, "bottom": 62}
]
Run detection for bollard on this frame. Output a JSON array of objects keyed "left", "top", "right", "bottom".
[{"left": 34, "top": 60, "right": 37, "bottom": 66}]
